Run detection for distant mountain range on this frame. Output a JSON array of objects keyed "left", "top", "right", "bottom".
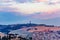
[{"left": 0, "top": 23, "right": 58, "bottom": 34}]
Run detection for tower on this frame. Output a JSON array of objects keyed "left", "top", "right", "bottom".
[{"left": 29, "top": 21, "right": 32, "bottom": 25}]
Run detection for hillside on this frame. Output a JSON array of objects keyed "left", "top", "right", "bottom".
[
  {"left": 9, "top": 26, "right": 60, "bottom": 40},
  {"left": 0, "top": 24, "right": 55, "bottom": 34},
  {"left": 0, "top": 24, "right": 60, "bottom": 40}
]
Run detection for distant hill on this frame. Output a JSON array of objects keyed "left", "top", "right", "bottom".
[{"left": 0, "top": 23, "right": 56, "bottom": 34}]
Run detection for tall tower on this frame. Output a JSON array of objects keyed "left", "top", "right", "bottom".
[{"left": 29, "top": 21, "right": 32, "bottom": 25}]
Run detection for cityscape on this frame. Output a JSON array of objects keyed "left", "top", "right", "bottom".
[
  {"left": 0, "top": 0, "right": 60, "bottom": 40},
  {"left": 0, "top": 23, "right": 60, "bottom": 40}
]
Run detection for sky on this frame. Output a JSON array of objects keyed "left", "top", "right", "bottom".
[{"left": 0, "top": 0, "right": 60, "bottom": 25}]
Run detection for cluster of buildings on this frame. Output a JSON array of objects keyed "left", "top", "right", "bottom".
[
  {"left": 0, "top": 23, "right": 60, "bottom": 40},
  {"left": 32, "top": 30, "right": 60, "bottom": 40},
  {"left": 0, "top": 33, "right": 32, "bottom": 40},
  {"left": 1, "top": 30, "right": 60, "bottom": 40}
]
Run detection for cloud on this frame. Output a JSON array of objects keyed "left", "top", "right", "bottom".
[
  {"left": 5, "top": 3, "right": 60, "bottom": 16},
  {"left": 0, "top": 0, "right": 60, "bottom": 19},
  {"left": 1, "top": 3, "right": 60, "bottom": 14},
  {"left": 0, "top": 0, "right": 60, "bottom": 25},
  {"left": 31, "top": 11, "right": 60, "bottom": 19}
]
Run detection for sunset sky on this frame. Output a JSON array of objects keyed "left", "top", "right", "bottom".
[{"left": 0, "top": 0, "right": 60, "bottom": 25}]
